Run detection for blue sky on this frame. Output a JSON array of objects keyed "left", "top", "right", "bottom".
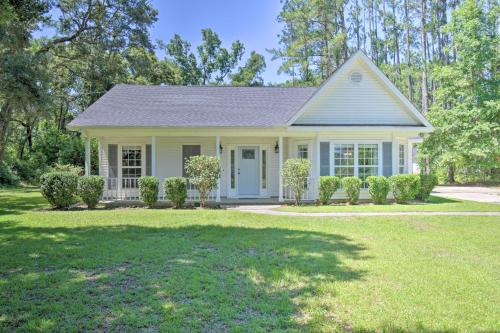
[
  {"left": 36, "top": 0, "right": 289, "bottom": 84},
  {"left": 150, "top": 0, "right": 287, "bottom": 83}
]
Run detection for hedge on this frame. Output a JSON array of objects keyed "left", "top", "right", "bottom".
[
  {"left": 40, "top": 171, "right": 78, "bottom": 209},
  {"left": 138, "top": 176, "right": 159, "bottom": 207},
  {"left": 418, "top": 174, "right": 438, "bottom": 201},
  {"left": 319, "top": 176, "right": 340, "bottom": 205},
  {"left": 388, "top": 174, "right": 420, "bottom": 204},
  {"left": 164, "top": 177, "right": 187, "bottom": 208},
  {"left": 78, "top": 176, "right": 104, "bottom": 209},
  {"left": 341, "top": 176, "right": 362, "bottom": 204},
  {"left": 366, "top": 176, "right": 389, "bottom": 204}
]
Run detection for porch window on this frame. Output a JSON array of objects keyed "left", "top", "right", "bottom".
[
  {"left": 261, "top": 150, "right": 267, "bottom": 189},
  {"left": 358, "top": 144, "right": 379, "bottom": 188},
  {"left": 333, "top": 144, "right": 355, "bottom": 180},
  {"left": 297, "top": 144, "right": 308, "bottom": 159},
  {"left": 182, "top": 145, "right": 201, "bottom": 177},
  {"left": 230, "top": 149, "right": 235, "bottom": 189},
  {"left": 399, "top": 144, "right": 406, "bottom": 173},
  {"left": 122, "top": 146, "right": 142, "bottom": 188}
]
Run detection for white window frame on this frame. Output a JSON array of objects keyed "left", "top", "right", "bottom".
[
  {"left": 399, "top": 144, "right": 406, "bottom": 174},
  {"left": 297, "top": 144, "right": 309, "bottom": 160},
  {"left": 328, "top": 140, "right": 383, "bottom": 190},
  {"left": 358, "top": 143, "right": 381, "bottom": 188},
  {"left": 117, "top": 144, "right": 146, "bottom": 193}
]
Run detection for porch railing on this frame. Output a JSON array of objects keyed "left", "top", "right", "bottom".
[
  {"left": 102, "top": 177, "right": 216, "bottom": 202},
  {"left": 282, "top": 177, "right": 318, "bottom": 201}
]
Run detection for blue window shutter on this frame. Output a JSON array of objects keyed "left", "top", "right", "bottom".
[
  {"left": 382, "top": 142, "right": 393, "bottom": 177},
  {"left": 146, "top": 144, "right": 152, "bottom": 176},
  {"left": 320, "top": 142, "right": 330, "bottom": 176}
]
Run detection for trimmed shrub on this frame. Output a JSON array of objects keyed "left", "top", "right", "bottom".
[
  {"left": 319, "top": 176, "right": 340, "bottom": 205},
  {"left": 366, "top": 176, "right": 390, "bottom": 204},
  {"left": 388, "top": 174, "right": 420, "bottom": 204},
  {"left": 78, "top": 176, "right": 104, "bottom": 209},
  {"left": 341, "top": 177, "right": 362, "bottom": 204},
  {"left": 138, "top": 176, "right": 159, "bottom": 207},
  {"left": 164, "top": 177, "right": 187, "bottom": 209},
  {"left": 281, "top": 158, "right": 311, "bottom": 205},
  {"left": 418, "top": 174, "right": 438, "bottom": 201},
  {"left": 185, "top": 155, "right": 221, "bottom": 208},
  {"left": 40, "top": 171, "right": 78, "bottom": 208}
]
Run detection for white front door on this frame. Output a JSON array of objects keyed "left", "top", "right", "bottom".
[{"left": 238, "top": 146, "right": 260, "bottom": 196}]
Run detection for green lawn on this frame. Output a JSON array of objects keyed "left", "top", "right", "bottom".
[
  {"left": 276, "top": 195, "right": 500, "bottom": 213},
  {"left": 1, "top": 188, "right": 499, "bottom": 332}
]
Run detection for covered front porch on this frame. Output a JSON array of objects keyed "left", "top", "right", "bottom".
[{"left": 83, "top": 131, "right": 321, "bottom": 203}]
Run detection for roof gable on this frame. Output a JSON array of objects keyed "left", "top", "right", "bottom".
[{"left": 288, "top": 51, "right": 432, "bottom": 128}]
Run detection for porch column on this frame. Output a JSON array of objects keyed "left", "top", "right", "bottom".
[
  {"left": 151, "top": 136, "right": 157, "bottom": 177},
  {"left": 314, "top": 134, "right": 320, "bottom": 199},
  {"left": 278, "top": 136, "right": 284, "bottom": 202},
  {"left": 215, "top": 135, "right": 221, "bottom": 202},
  {"left": 84, "top": 136, "right": 91, "bottom": 176}
]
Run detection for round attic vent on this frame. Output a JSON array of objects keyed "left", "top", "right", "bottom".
[{"left": 350, "top": 71, "right": 363, "bottom": 83}]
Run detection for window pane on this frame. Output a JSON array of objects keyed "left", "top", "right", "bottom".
[
  {"left": 333, "top": 144, "right": 355, "bottom": 182},
  {"left": 399, "top": 144, "right": 405, "bottom": 174},
  {"left": 242, "top": 149, "right": 255, "bottom": 159},
  {"left": 122, "top": 146, "right": 142, "bottom": 186},
  {"left": 298, "top": 144, "right": 308, "bottom": 159},
  {"left": 358, "top": 144, "right": 379, "bottom": 188}
]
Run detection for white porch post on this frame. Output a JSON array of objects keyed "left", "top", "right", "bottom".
[
  {"left": 151, "top": 136, "right": 157, "bottom": 177},
  {"left": 216, "top": 135, "right": 221, "bottom": 202},
  {"left": 278, "top": 136, "right": 284, "bottom": 202},
  {"left": 315, "top": 134, "right": 320, "bottom": 199},
  {"left": 84, "top": 136, "right": 91, "bottom": 176}
]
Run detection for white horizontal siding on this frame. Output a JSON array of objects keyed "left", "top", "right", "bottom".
[{"left": 294, "top": 60, "right": 420, "bottom": 125}]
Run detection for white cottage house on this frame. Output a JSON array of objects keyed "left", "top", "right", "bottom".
[{"left": 68, "top": 51, "right": 433, "bottom": 202}]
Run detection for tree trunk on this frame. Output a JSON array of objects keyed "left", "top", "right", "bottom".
[
  {"left": 420, "top": 0, "right": 429, "bottom": 114},
  {"left": 447, "top": 164, "right": 455, "bottom": 184},
  {"left": 404, "top": 0, "right": 414, "bottom": 101},
  {"left": 0, "top": 103, "right": 13, "bottom": 164}
]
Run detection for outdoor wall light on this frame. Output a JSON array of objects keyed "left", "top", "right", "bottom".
[
  {"left": 274, "top": 142, "right": 279, "bottom": 154},
  {"left": 219, "top": 144, "right": 223, "bottom": 154}
]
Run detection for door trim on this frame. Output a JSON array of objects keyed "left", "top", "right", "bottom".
[{"left": 225, "top": 143, "right": 270, "bottom": 199}]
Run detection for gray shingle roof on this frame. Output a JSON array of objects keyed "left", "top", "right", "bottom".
[{"left": 69, "top": 84, "right": 318, "bottom": 128}]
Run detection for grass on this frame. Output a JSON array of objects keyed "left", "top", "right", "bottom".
[
  {"left": 0, "top": 187, "right": 499, "bottom": 332},
  {"left": 276, "top": 195, "right": 500, "bottom": 213}
]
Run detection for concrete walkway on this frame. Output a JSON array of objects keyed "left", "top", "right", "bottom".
[
  {"left": 432, "top": 186, "right": 500, "bottom": 204},
  {"left": 229, "top": 205, "right": 500, "bottom": 217}
]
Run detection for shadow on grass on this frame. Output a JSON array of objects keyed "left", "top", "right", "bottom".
[
  {"left": 0, "top": 220, "right": 369, "bottom": 331},
  {"left": 0, "top": 187, "right": 47, "bottom": 215}
]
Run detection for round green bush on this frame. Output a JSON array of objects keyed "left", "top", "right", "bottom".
[
  {"left": 341, "top": 176, "right": 362, "bottom": 204},
  {"left": 281, "top": 158, "right": 310, "bottom": 205},
  {"left": 164, "top": 177, "right": 187, "bottom": 208},
  {"left": 418, "top": 174, "right": 438, "bottom": 201},
  {"left": 78, "top": 176, "right": 104, "bottom": 209},
  {"left": 388, "top": 174, "right": 420, "bottom": 204},
  {"left": 319, "top": 176, "right": 340, "bottom": 205},
  {"left": 138, "top": 176, "right": 159, "bottom": 207},
  {"left": 185, "top": 155, "right": 221, "bottom": 208},
  {"left": 366, "top": 176, "right": 389, "bottom": 204},
  {"left": 40, "top": 171, "right": 78, "bottom": 209}
]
